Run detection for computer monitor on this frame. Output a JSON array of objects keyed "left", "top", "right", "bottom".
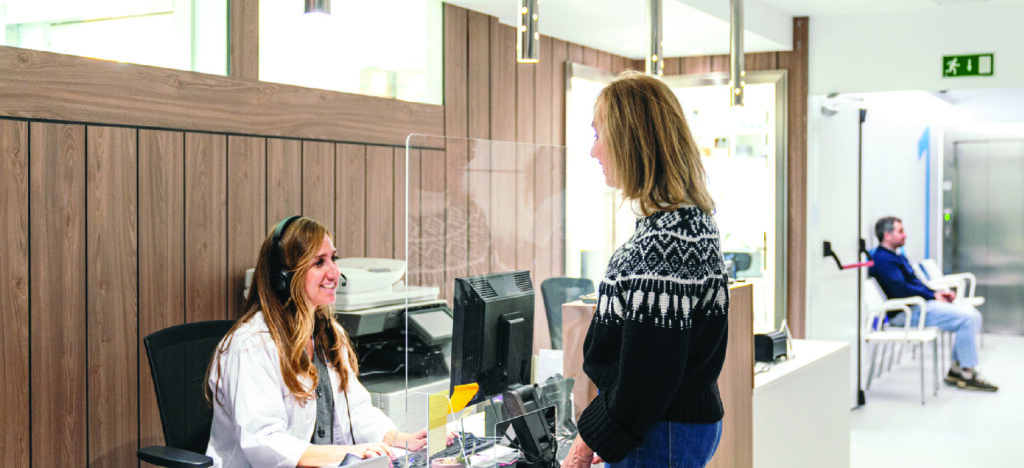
[{"left": 450, "top": 270, "right": 535, "bottom": 407}]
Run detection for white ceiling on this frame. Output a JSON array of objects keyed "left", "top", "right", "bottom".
[{"left": 445, "top": 0, "right": 1024, "bottom": 59}]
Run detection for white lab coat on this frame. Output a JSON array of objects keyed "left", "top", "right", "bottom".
[{"left": 205, "top": 312, "right": 396, "bottom": 467}]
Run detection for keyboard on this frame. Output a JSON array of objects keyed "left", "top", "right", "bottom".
[{"left": 391, "top": 432, "right": 498, "bottom": 468}]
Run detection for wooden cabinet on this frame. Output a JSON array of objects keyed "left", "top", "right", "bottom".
[{"left": 562, "top": 282, "right": 753, "bottom": 467}]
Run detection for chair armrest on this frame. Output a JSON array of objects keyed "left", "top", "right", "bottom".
[
  {"left": 879, "top": 296, "right": 929, "bottom": 330},
  {"left": 941, "top": 272, "right": 977, "bottom": 297},
  {"left": 924, "top": 276, "right": 967, "bottom": 295},
  {"left": 138, "top": 446, "right": 213, "bottom": 468}
]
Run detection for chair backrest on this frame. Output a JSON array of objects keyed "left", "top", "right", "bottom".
[
  {"left": 862, "top": 278, "right": 891, "bottom": 331},
  {"left": 920, "top": 258, "right": 942, "bottom": 281},
  {"left": 723, "top": 252, "right": 752, "bottom": 271},
  {"left": 540, "top": 277, "right": 595, "bottom": 350},
  {"left": 144, "top": 320, "right": 235, "bottom": 454}
]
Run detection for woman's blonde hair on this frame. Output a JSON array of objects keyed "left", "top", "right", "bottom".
[
  {"left": 596, "top": 71, "right": 714, "bottom": 216},
  {"left": 207, "top": 217, "right": 358, "bottom": 405}
]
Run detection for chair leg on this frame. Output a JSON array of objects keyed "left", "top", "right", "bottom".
[
  {"left": 866, "top": 344, "right": 879, "bottom": 391},
  {"left": 933, "top": 339, "right": 940, "bottom": 395},
  {"left": 889, "top": 343, "right": 900, "bottom": 370},
  {"left": 921, "top": 342, "right": 929, "bottom": 403},
  {"left": 878, "top": 344, "right": 889, "bottom": 378}
]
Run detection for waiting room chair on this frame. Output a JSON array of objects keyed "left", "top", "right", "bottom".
[
  {"left": 540, "top": 277, "right": 595, "bottom": 350},
  {"left": 918, "top": 258, "right": 985, "bottom": 348},
  {"left": 863, "top": 278, "right": 939, "bottom": 405},
  {"left": 918, "top": 258, "right": 985, "bottom": 307},
  {"left": 138, "top": 320, "right": 235, "bottom": 468}
]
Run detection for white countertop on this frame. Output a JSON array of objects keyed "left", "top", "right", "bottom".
[{"left": 754, "top": 339, "right": 850, "bottom": 391}]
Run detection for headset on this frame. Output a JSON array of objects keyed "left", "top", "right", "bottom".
[{"left": 268, "top": 215, "right": 303, "bottom": 299}]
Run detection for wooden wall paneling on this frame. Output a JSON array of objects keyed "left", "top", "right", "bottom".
[
  {"left": 551, "top": 146, "right": 565, "bottom": 278},
  {"left": 444, "top": 3, "right": 469, "bottom": 295},
  {"left": 365, "top": 146, "right": 395, "bottom": 259},
  {"left": 680, "top": 56, "right": 712, "bottom": 75},
  {"left": 336, "top": 143, "right": 366, "bottom": 258},
  {"left": 406, "top": 148, "right": 422, "bottom": 285},
  {"left": 467, "top": 10, "right": 490, "bottom": 141},
  {"left": 229, "top": 0, "right": 259, "bottom": 80},
  {"left": 0, "top": 47, "right": 442, "bottom": 147},
  {"left": 568, "top": 44, "right": 584, "bottom": 65},
  {"left": 746, "top": 51, "right": 778, "bottom": 71},
  {"left": 419, "top": 149, "right": 446, "bottom": 297},
  {"left": 597, "top": 51, "right": 612, "bottom": 71},
  {"left": 445, "top": 3, "right": 469, "bottom": 142},
  {"left": 86, "top": 126, "right": 138, "bottom": 467},
  {"left": 489, "top": 22, "right": 516, "bottom": 274},
  {"left": 0, "top": 119, "right": 29, "bottom": 466},
  {"left": 611, "top": 54, "right": 626, "bottom": 73},
  {"left": 515, "top": 59, "right": 536, "bottom": 272},
  {"left": 550, "top": 39, "right": 568, "bottom": 278},
  {"left": 710, "top": 54, "right": 730, "bottom": 73},
  {"left": 444, "top": 138, "right": 470, "bottom": 291},
  {"left": 30, "top": 122, "right": 87, "bottom": 467},
  {"left": 466, "top": 10, "right": 491, "bottom": 278},
  {"left": 184, "top": 132, "right": 228, "bottom": 323},
  {"left": 582, "top": 47, "right": 598, "bottom": 68},
  {"left": 301, "top": 141, "right": 336, "bottom": 235},
  {"left": 551, "top": 39, "right": 568, "bottom": 147},
  {"left": 780, "top": 17, "right": 809, "bottom": 338},
  {"left": 138, "top": 129, "right": 185, "bottom": 451},
  {"left": 663, "top": 57, "right": 682, "bottom": 76},
  {"left": 266, "top": 138, "right": 302, "bottom": 232},
  {"left": 227, "top": 136, "right": 266, "bottom": 317},
  {"left": 532, "top": 38, "right": 555, "bottom": 350},
  {"left": 393, "top": 147, "right": 407, "bottom": 262}
]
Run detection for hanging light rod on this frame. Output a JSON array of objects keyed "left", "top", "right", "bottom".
[
  {"left": 517, "top": 0, "right": 539, "bottom": 63},
  {"left": 305, "top": 0, "right": 330, "bottom": 14},
  {"left": 729, "top": 0, "right": 745, "bottom": 106},
  {"left": 647, "top": 0, "right": 663, "bottom": 77}
]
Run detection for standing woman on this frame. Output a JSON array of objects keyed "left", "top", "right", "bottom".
[
  {"left": 562, "top": 72, "right": 730, "bottom": 468},
  {"left": 205, "top": 216, "right": 428, "bottom": 467}
]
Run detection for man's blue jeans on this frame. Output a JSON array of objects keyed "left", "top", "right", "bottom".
[
  {"left": 890, "top": 300, "right": 982, "bottom": 368},
  {"left": 607, "top": 420, "right": 722, "bottom": 468}
]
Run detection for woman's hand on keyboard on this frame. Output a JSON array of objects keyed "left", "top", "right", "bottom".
[{"left": 342, "top": 442, "right": 392, "bottom": 459}]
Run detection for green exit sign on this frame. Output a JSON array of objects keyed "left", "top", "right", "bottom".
[{"left": 943, "top": 54, "right": 993, "bottom": 77}]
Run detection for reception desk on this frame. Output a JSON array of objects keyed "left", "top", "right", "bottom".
[{"left": 562, "top": 282, "right": 754, "bottom": 468}]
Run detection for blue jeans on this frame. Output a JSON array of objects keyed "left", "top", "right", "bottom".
[
  {"left": 607, "top": 420, "right": 722, "bottom": 468},
  {"left": 890, "top": 300, "right": 982, "bottom": 368}
]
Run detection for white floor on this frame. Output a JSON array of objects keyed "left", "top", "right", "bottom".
[{"left": 850, "top": 333, "right": 1024, "bottom": 468}]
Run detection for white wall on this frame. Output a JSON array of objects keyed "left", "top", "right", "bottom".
[{"left": 809, "top": 3, "right": 1024, "bottom": 95}]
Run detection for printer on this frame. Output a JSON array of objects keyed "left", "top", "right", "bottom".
[{"left": 243, "top": 258, "right": 453, "bottom": 431}]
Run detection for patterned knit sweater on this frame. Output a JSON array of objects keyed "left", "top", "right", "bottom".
[{"left": 576, "top": 205, "right": 730, "bottom": 463}]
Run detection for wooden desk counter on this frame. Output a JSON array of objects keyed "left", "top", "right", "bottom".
[{"left": 562, "top": 282, "right": 753, "bottom": 468}]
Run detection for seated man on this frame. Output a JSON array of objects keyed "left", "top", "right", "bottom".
[{"left": 869, "top": 216, "right": 997, "bottom": 392}]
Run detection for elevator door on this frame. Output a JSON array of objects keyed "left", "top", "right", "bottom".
[{"left": 954, "top": 139, "right": 1024, "bottom": 335}]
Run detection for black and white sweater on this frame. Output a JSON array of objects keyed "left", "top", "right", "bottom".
[{"left": 577, "top": 205, "right": 729, "bottom": 463}]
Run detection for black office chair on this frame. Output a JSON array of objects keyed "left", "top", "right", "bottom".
[
  {"left": 540, "top": 277, "right": 595, "bottom": 350},
  {"left": 138, "top": 320, "right": 235, "bottom": 468}
]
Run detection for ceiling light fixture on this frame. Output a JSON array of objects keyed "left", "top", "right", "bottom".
[
  {"left": 517, "top": 0, "right": 539, "bottom": 63},
  {"left": 305, "top": 0, "right": 330, "bottom": 15},
  {"left": 729, "top": 0, "right": 745, "bottom": 106},
  {"left": 646, "top": 0, "right": 663, "bottom": 77}
]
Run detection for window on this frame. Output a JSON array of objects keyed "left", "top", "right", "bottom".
[
  {"left": 258, "top": 0, "right": 442, "bottom": 105},
  {"left": 0, "top": 0, "right": 228, "bottom": 75}
]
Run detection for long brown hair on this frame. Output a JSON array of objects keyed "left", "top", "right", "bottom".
[
  {"left": 596, "top": 71, "right": 714, "bottom": 216},
  {"left": 207, "top": 217, "right": 358, "bottom": 405}
]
